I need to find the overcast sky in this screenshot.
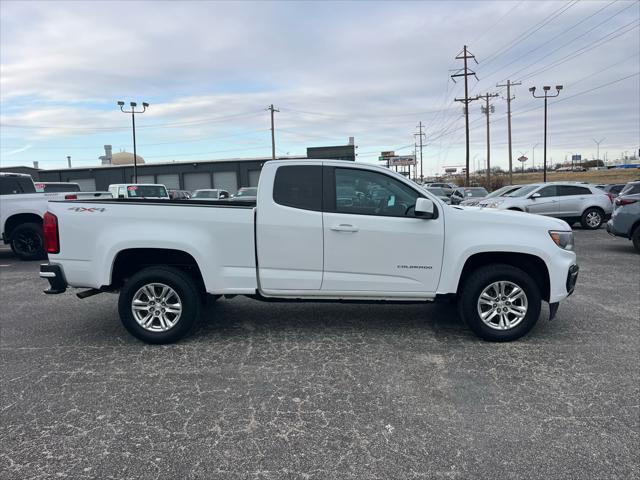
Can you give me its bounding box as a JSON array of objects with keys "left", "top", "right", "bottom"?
[{"left": 1, "top": 0, "right": 638, "bottom": 174}]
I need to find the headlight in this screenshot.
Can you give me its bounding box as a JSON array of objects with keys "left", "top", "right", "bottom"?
[
  {"left": 484, "top": 200, "right": 504, "bottom": 208},
  {"left": 549, "top": 230, "right": 574, "bottom": 251}
]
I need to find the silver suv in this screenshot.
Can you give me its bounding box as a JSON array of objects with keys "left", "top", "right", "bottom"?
[{"left": 476, "top": 182, "right": 613, "bottom": 229}]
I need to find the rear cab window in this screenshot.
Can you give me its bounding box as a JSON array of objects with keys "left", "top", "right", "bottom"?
[
  {"left": 0, "top": 176, "right": 36, "bottom": 195},
  {"left": 273, "top": 165, "right": 322, "bottom": 211}
]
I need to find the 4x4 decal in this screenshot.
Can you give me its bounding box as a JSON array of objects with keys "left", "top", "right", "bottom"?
[{"left": 68, "top": 207, "right": 106, "bottom": 213}]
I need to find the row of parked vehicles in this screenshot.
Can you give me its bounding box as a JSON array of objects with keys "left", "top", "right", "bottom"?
[{"left": 422, "top": 180, "right": 639, "bottom": 249}]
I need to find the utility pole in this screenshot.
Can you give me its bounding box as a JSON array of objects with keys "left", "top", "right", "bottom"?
[
  {"left": 414, "top": 121, "right": 426, "bottom": 183},
  {"left": 529, "top": 85, "right": 563, "bottom": 182},
  {"left": 496, "top": 80, "right": 521, "bottom": 185},
  {"left": 67, "top": 156, "right": 71, "bottom": 168},
  {"left": 479, "top": 92, "right": 499, "bottom": 189},
  {"left": 451, "top": 45, "right": 479, "bottom": 187},
  {"left": 593, "top": 137, "right": 605, "bottom": 163},
  {"left": 267, "top": 104, "right": 279, "bottom": 160},
  {"left": 118, "top": 100, "right": 149, "bottom": 183}
]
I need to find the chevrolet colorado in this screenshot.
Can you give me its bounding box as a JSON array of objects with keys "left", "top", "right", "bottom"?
[{"left": 40, "top": 160, "right": 579, "bottom": 343}]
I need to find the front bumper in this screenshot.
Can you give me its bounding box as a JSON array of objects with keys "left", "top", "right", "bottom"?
[
  {"left": 40, "top": 263, "right": 67, "bottom": 294},
  {"left": 566, "top": 264, "right": 579, "bottom": 295}
]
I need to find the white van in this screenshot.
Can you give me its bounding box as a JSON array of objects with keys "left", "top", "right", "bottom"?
[{"left": 108, "top": 184, "right": 170, "bottom": 199}]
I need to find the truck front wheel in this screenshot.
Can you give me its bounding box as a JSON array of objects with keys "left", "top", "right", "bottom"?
[
  {"left": 10, "top": 223, "right": 45, "bottom": 260},
  {"left": 118, "top": 266, "right": 203, "bottom": 344},
  {"left": 458, "top": 264, "right": 541, "bottom": 342}
]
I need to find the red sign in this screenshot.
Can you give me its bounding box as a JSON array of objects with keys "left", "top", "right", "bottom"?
[{"left": 127, "top": 186, "right": 138, "bottom": 191}]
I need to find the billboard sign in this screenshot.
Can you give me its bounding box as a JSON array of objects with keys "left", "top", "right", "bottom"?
[
  {"left": 571, "top": 154, "right": 582, "bottom": 162},
  {"left": 389, "top": 155, "right": 416, "bottom": 166},
  {"left": 380, "top": 151, "right": 395, "bottom": 158}
]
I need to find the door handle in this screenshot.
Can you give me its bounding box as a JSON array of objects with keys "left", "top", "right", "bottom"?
[{"left": 330, "top": 224, "right": 359, "bottom": 233}]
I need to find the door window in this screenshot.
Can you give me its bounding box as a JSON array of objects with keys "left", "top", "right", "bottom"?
[
  {"left": 535, "top": 186, "right": 558, "bottom": 197},
  {"left": 558, "top": 185, "right": 591, "bottom": 196},
  {"left": 334, "top": 168, "right": 420, "bottom": 217},
  {"left": 273, "top": 165, "right": 322, "bottom": 211}
]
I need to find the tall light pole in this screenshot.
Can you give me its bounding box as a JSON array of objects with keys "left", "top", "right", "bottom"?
[
  {"left": 529, "top": 85, "right": 562, "bottom": 182},
  {"left": 118, "top": 101, "right": 149, "bottom": 183}
]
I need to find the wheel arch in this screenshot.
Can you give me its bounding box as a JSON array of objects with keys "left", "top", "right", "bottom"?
[
  {"left": 4, "top": 213, "right": 43, "bottom": 239},
  {"left": 109, "top": 248, "right": 205, "bottom": 293},
  {"left": 457, "top": 251, "right": 550, "bottom": 302}
]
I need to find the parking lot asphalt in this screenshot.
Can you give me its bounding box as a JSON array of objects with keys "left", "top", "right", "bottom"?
[{"left": 1, "top": 229, "right": 638, "bottom": 480}]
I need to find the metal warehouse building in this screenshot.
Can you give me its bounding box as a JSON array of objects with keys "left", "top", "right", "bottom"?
[{"left": 1, "top": 142, "right": 356, "bottom": 193}]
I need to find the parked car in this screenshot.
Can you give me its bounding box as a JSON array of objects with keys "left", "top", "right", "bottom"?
[
  {"left": 477, "top": 182, "right": 613, "bottom": 229},
  {"left": 169, "top": 189, "right": 191, "bottom": 200},
  {"left": 229, "top": 187, "right": 257, "bottom": 202},
  {"left": 450, "top": 187, "right": 489, "bottom": 205},
  {"left": 598, "top": 184, "right": 626, "bottom": 199},
  {"left": 35, "top": 182, "right": 80, "bottom": 193},
  {"left": 423, "top": 187, "right": 451, "bottom": 204},
  {"left": 607, "top": 193, "right": 640, "bottom": 252},
  {"left": 108, "top": 184, "right": 170, "bottom": 199},
  {"left": 617, "top": 181, "right": 640, "bottom": 199},
  {"left": 192, "top": 189, "right": 230, "bottom": 200},
  {"left": 41, "top": 159, "right": 579, "bottom": 344},
  {"left": 425, "top": 182, "right": 455, "bottom": 196},
  {"left": 460, "top": 185, "right": 522, "bottom": 207}
]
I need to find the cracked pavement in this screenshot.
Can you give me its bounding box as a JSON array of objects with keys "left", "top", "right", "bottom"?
[{"left": 1, "top": 229, "right": 638, "bottom": 479}]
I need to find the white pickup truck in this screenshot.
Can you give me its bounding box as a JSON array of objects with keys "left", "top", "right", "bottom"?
[
  {"left": 40, "top": 160, "right": 579, "bottom": 343},
  {"left": 1, "top": 172, "right": 112, "bottom": 260}
]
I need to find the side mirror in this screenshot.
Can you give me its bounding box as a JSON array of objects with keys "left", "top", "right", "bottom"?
[
  {"left": 530, "top": 192, "right": 541, "bottom": 199},
  {"left": 415, "top": 197, "right": 435, "bottom": 219}
]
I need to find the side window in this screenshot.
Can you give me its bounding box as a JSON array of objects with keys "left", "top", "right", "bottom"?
[
  {"left": 334, "top": 168, "right": 420, "bottom": 217},
  {"left": 0, "top": 179, "right": 20, "bottom": 195},
  {"left": 536, "top": 186, "right": 557, "bottom": 197},
  {"left": 17, "top": 178, "right": 36, "bottom": 193},
  {"left": 273, "top": 165, "right": 322, "bottom": 211},
  {"left": 558, "top": 185, "right": 591, "bottom": 196}
]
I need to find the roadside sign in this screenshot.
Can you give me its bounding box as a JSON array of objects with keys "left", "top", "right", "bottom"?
[
  {"left": 518, "top": 156, "right": 528, "bottom": 163},
  {"left": 381, "top": 151, "right": 395, "bottom": 158},
  {"left": 389, "top": 155, "right": 416, "bottom": 166}
]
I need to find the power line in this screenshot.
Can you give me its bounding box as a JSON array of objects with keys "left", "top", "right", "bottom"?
[
  {"left": 480, "top": 0, "right": 579, "bottom": 68},
  {"left": 517, "top": 18, "right": 640, "bottom": 81},
  {"left": 0, "top": 110, "right": 263, "bottom": 131},
  {"left": 484, "top": 0, "right": 622, "bottom": 82}
]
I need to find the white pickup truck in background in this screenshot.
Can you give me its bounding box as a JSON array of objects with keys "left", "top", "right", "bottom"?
[
  {"left": 40, "top": 160, "right": 579, "bottom": 343},
  {"left": 1, "top": 172, "right": 112, "bottom": 259}
]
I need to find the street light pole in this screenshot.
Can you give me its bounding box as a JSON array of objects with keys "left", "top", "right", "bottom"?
[
  {"left": 532, "top": 143, "right": 540, "bottom": 171},
  {"left": 529, "top": 86, "right": 562, "bottom": 182},
  {"left": 118, "top": 101, "right": 149, "bottom": 183},
  {"left": 593, "top": 137, "right": 606, "bottom": 163}
]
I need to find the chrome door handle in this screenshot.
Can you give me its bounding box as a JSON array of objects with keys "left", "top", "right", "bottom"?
[{"left": 330, "top": 224, "right": 359, "bottom": 232}]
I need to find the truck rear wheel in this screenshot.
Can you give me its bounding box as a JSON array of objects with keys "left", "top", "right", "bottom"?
[
  {"left": 10, "top": 223, "right": 45, "bottom": 260},
  {"left": 458, "top": 264, "right": 541, "bottom": 342},
  {"left": 118, "top": 266, "right": 203, "bottom": 344}
]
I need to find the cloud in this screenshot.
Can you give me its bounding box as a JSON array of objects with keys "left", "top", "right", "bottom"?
[{"left": 1, "top": 0, "right": 638, "bottom": 172}]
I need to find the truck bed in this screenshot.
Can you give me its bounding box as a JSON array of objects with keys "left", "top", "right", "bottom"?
[{"left": 47, "top": 199, "right": 258, "bottom": 294}]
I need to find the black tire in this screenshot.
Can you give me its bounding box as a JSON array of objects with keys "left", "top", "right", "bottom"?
[
  {"left": 118, "top": 266, "right": 204, "bottom": 344},
  {"left": 458, "top": 264, "right": 542, "bottom": 342},
  {"left": 10, "top": 223, "right": 45, "bottom": 260},
  {"left": 580, "top": 207, "right": 604, "bottom": 230},
  {"left": 632, "top": 227, "right": 640, "bottom": 253}
]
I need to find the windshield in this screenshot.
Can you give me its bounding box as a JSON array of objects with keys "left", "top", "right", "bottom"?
[
  {"left": 235, "top": 187, "right": 257, "bottom": 197},
  {"left": 193, "top": 190, "right": 217, "bottom": 198},
  {"left": 127, "top": 185, "right": 168, "bottom": 198},
  {"left": 426, "top": 187, "right": 445, "bottom": 196},
  {"left": 486, "top": 185, "right": 517, "bottom": 198},
  {"left": 507, "top": 185, "right": 538, "bottom": 197},
  {"left": 467, "top": 188, "right": 488, "bottom": 197}
]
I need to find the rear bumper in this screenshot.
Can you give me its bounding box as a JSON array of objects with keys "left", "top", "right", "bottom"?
[
  {"left": 606, "top": 219, "right": 626, "bottom": 238},
  {"left": 40, "top": 263, "right": 67, "bottom": 294}
]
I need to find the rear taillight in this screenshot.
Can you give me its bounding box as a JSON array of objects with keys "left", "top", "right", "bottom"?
[
  {"left": 616, "top": 197, "right": 637, "bottom": 206},
  {"left": 43, "top": 212, "right": 59, "bottom": 254},
  {"left": 64, "top": 194, "right": 77, "bottom": 200},
  {"left": 606, "top": 193, "right": 614, "bottom": 203}
]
